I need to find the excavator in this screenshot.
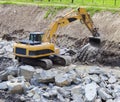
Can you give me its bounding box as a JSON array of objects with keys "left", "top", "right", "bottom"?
[{"left": 13, "top": 7, "right": 100, "bottom": 69}]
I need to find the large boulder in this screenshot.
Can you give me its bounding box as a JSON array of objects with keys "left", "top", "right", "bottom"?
[
  {"left": 7, "top": 76, "right": 27, "bottom": 94},
  {"left": 55, "top": 73, "right": 72, "bottom": 87},
  {"left": 33, "top": 69, "right": 58, "bottom": 83},
  {"left": 19, "top": 65, "right": 35, "bottom": 81},
  {"left": 85, "top": 82, "right": 99, "bottom": 102}
]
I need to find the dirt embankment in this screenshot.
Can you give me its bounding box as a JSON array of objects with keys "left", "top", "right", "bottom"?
[{"left": 0, "top": 5, "right": 120, "bottom": 66}]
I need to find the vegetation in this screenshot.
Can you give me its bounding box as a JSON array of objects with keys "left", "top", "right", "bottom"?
[
  {"left": 0, "top": 0, "right": 120, "bottom": 8},
  {"left": 0, "top": 0, "right": 119, "bottom": 17}
]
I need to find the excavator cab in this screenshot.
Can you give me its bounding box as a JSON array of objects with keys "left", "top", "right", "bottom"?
[{"left": 29, "top": 32, "right": 44, "bottom": 42}]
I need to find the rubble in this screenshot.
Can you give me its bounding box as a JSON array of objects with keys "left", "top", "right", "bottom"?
[{"left": 0, "top": 40, "right": 120, "bottom": 101}]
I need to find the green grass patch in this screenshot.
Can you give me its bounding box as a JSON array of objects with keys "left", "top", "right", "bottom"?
[
  {"left": 0, "top": 0, "right": 120, "bottom": 8},
  {"left": 44, "top": 6, "right": 66, "bottom": 19}
]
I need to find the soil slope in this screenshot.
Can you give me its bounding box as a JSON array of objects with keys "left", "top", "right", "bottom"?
[{"left": 0, "top": 5, "right": 120, "bottom": 42}]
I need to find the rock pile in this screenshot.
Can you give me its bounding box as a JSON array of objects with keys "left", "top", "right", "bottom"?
[{"left": 0, "top": 64, "right": 120, "bottom": 102}]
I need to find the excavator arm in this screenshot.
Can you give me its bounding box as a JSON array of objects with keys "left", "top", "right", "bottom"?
[{"left": 43, "top": 7, "right": 100, "bottom": 43}]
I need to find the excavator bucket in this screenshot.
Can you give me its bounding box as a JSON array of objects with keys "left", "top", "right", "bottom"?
[{"left": 89, "top": 36, "right": 101, "bottom": 46}]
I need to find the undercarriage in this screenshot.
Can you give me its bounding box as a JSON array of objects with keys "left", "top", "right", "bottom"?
[{"left": 15, "top": 55, "right": 72, "bottom": 69}]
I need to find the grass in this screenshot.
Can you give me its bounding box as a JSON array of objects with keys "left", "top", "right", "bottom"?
[
  {"left": 0, "top": 0, "right": 119, "bottom": 16},
  {"left": 0, "top": 0, "right": 120, "bottom": 8}
]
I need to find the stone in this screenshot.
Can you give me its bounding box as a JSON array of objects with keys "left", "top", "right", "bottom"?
[
  {"left": 55, "top": 73, "right": 72, "bottom": 87},
  {"left": 99, "top": 81, "right": 107, "bottom": 88},
  {"left": 7, "top": 76, "right": 26, "bottom": 94},
  {"left": 33, "top": 93, "right": 41, "bottom": 100},
  {"left": 85, "top": 82, "right": 98, "bottom": 102},
  {"left": 90, "top": 74, "right": 101, "bottom": 83},
  {"left": 6, "top": 66, "right": 18, "bottom": 76},
  {"left": 34, "top": 69, "right": 57, "bottom": 83},
  {"left": 0, "top": 70, "right": 8, "bottom": 81},
  {"left": 7, "top": 75, "right": 15, "bottom": 80},
  {"left": 113, "top": 85, "right": 120, "bottom": 97},
  {"left": 98, "top": 88, "right": 112, "bottom": 100},
  {"left": 0, "top": 66, "right": 18, "bottom": 81},
  {"left": 0, "top": 82, "right": 8, "bottom": 90},
  {"left": 114, "top": 97, "right": 120, "bottom": 102},
  {"left": 19, "top": 65, "right": 35, "bottom": 81},
  {"left": 83, "top": 76, "right": 92, "bottom": 85},
  {"left": 58, "top": 87, "right": 70, "bottom": 98},
  {"left": 57, "top": 93, "right": 65, "bottom": 102},
  {"left": 88, "top": 66, "right": 104, "bottom": 75},
  {"left": 71, "top": 85, "right": 84, "bottom": 102},
  {"left": 71, "top": 85, "right": 82, "bottom": 95},
  {"left": 43, "top": 89, "right": 58, "bottom": 99},
  {"left": 108, "top": 76, "right": 117, "bottom": 84},
  {"left": 95, "top": 98, "right": 102, "bottom": 102},
  {"left": 20, "top": 96, "right": 26, "bottom": 101},
  {"left": 106, "top": 99, "right": 113, "bottom": 102},
  {"left": 72, "top": 96, "right": 84, "bottom": 102},
  {"left": 67, "top": 69, "right": 77, "bottom": 82},
  {"left": 27, "top": 92, "right": 34, "bottom": 97},
  {"left": 99, "top": 74, "right": 108, "bottom": 81}
]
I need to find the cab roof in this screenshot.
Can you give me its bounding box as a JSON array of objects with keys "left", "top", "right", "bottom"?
[{"left": 30, "top": 32, "right": 44, "bottom": 35}]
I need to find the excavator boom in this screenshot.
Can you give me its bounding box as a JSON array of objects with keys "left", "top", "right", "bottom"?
[{"left": 43, "top": 7, "right": 100, "bottom": 44}]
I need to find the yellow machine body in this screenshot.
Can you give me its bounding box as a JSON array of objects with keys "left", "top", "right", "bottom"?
[{"left": 14, "top": 42, "right": 59, "bottom": 58}]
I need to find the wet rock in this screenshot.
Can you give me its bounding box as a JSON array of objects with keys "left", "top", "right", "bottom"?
[
  {"left": 34, "top": 69, "right": 57, "bottom": 83},
  {"left": 19, "top": 65, "right": 35, "bottom": 81},
  {"left": 0, "top": 82, "right": 8, "bottom": 90},
  {"left": 98, "top": 88, "right": 112, "bottom": 100},
  {"left": 55, "top": 73, "right": 72, "bottom": 86},
  {"left": 108, "top": 76, "right": 117, "bottom": 84},
  {"left": 85, "top": 82, "right": 98, "bottom": 102}
]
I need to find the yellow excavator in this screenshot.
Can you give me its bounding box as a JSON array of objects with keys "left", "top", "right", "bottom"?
[{"left": 13, "top": 7, "right": 100, "bottom": 69}]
